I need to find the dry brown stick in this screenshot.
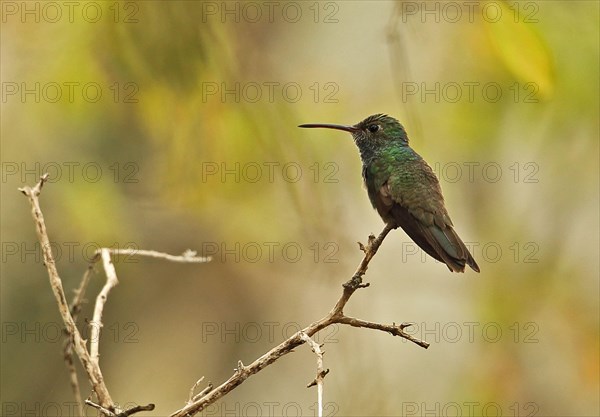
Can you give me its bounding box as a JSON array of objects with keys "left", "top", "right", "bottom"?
[
  {"left": 90, "top": 249, "right": 119, "bottom": 363},
  {"left": 336, "top": 316, "right": 428, "bottom": 348},
  {"left": 85, "top": 400, "right": 155, "bottom": 417},
  {"left": 84, "top": 400, "right": 115, "bottom": 416},
  {"left": 170, "top": 223, "right": 429, "bottom": 417},
  {"left": 102, "top": 248, "right": 211, "bottom": 263},
  {"left": 300, "top": 332, "right": 328, "bottom": 417},
  {"left": 71, "top": 262, "right": 97, "bottom": 320},
  {"left": 187, "top": 377, "right": 214, "bottom": 404},
  {"left": 62, "top": 345, "right": 84, "bottom": 416},
  {"left": 19, "top": 174, "right": 114, "bottom": 410},
  {"left": 63, "top": 262, "right": 96, "bottom": 416}
]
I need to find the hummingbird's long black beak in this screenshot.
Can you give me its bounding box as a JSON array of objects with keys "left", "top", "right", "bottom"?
[{"left": 298, "top": 123, "right": 358, "bottom": 133}]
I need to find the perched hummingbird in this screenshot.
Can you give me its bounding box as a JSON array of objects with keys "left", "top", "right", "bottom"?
[{"left": 299, "top": 114, "right": 479, "bottom": 273}]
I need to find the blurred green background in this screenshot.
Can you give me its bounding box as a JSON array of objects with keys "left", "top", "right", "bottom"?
[{"left": 1, "top": 1, "right": 598, "bottom": 416}]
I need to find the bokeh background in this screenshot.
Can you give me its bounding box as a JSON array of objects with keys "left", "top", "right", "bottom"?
[{"left": 2, "top": 1, "right": 598, "bottom": 416}]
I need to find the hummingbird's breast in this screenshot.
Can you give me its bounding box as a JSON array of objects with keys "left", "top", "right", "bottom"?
[
  {"left": 360, "top": 146, "right": 433, "bottom": 225},
  {"left": 360, "top": 150, "right": 400, "bottom": 223}
]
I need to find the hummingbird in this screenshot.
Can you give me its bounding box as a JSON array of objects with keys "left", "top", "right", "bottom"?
[{"left": 299, "top": 114, "right": 479, "bottom": 273}]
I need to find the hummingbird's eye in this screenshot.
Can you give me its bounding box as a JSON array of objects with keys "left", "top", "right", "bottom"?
[{"left": 367, "top": 124, "right": 380, "bottom": 133}]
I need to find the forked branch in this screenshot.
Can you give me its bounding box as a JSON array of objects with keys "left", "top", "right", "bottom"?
[
  {"left": 20, "top": 175, "right": 208, "bottom": 416},
  {"left": 170, "top": 223, "right": 429, "bottom": 417}
]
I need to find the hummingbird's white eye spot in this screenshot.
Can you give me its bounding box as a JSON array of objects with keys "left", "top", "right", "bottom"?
[{"left": 367, "top": 124, "right": 380, "bottom": 133}]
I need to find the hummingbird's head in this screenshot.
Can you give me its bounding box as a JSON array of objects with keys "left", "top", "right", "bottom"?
[
  {"left": 299, "top": 114, "right": 409, "bottom": 155},
  {"left": 352, "top": 114, "right": 408, "bottom": 146}
]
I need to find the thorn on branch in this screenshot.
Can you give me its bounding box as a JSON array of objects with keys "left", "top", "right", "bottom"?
[
  {"left": 357, "top": 241, "right": 366, "bottom": 253},
  {"left": 357, "top": 233, "right": 377, "bottom": 254},
  {"left": 235, "top": 360, "right": 246, "bottom": 374},
  {"left": 18, "top": 173, "right": 50, "bottom": 196},
  {"left": 192, "top": 383, "right": 213, "bottom": 402},
  {"left": 187, "top": 377, "right": 213, "bottom": 404},
  {"left": 187, "top": 377, "right": 204, "bottom": 404},
  {"left": 181, "top": 249, "right": 200, "bottom": 259},
  {"left": 307, "top": 369, "right": 330, "bottom": 388}
]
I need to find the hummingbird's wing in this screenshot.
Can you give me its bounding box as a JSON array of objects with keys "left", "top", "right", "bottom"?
[{"left": 368, "top": 154, "right": 480, "bottom": 273}]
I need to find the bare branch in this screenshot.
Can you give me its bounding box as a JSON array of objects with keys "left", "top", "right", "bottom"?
[
  {"left": 62, "top": 346, "right": 84, "bottom": 416},
  {"left": 19, "top": 175, "right": 114, "bottom": 410},
  {"left": 192, "top": 383, "right": 214, "bottom": 403},
  {"left": 85, "top": 400, "right": 116, "bottom": 416},
  {"left": 90, "top": 249, "right": 120, "bottom": 363},
  {"left": 116, "top": 404, "right": 156, "bottom": 417},
  {"left": 336, "top": 317, "right": 429, "bottom": 349},
  {"left": 63, "top": 263, "right": 95, "bottom": 416},
  {"left": 188, "top": 377, "right": 205, "bottom": 404},
  {"left": 70, "top": 263, "right": 96, "bottom": 319},
  {"left": 330, "top": 224, "right": 396, "bottom": 318},
  {"left": 103, "top": 248, "right": 211, "bottom": 263},
  {"left": 85, "top": 400, "right": 155, "bottom": 417},
  {"left": 170, "top": 332, "right": 305, "bottom": 417},
  {"left": 170, "top": 222, "right": 427, "bottom": 417},
  {"left": 300, "top": 332, "right": 328, "bottom": 417},
  {"left": 187, "top": 377, "right": 214, "bottom": 404}
]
